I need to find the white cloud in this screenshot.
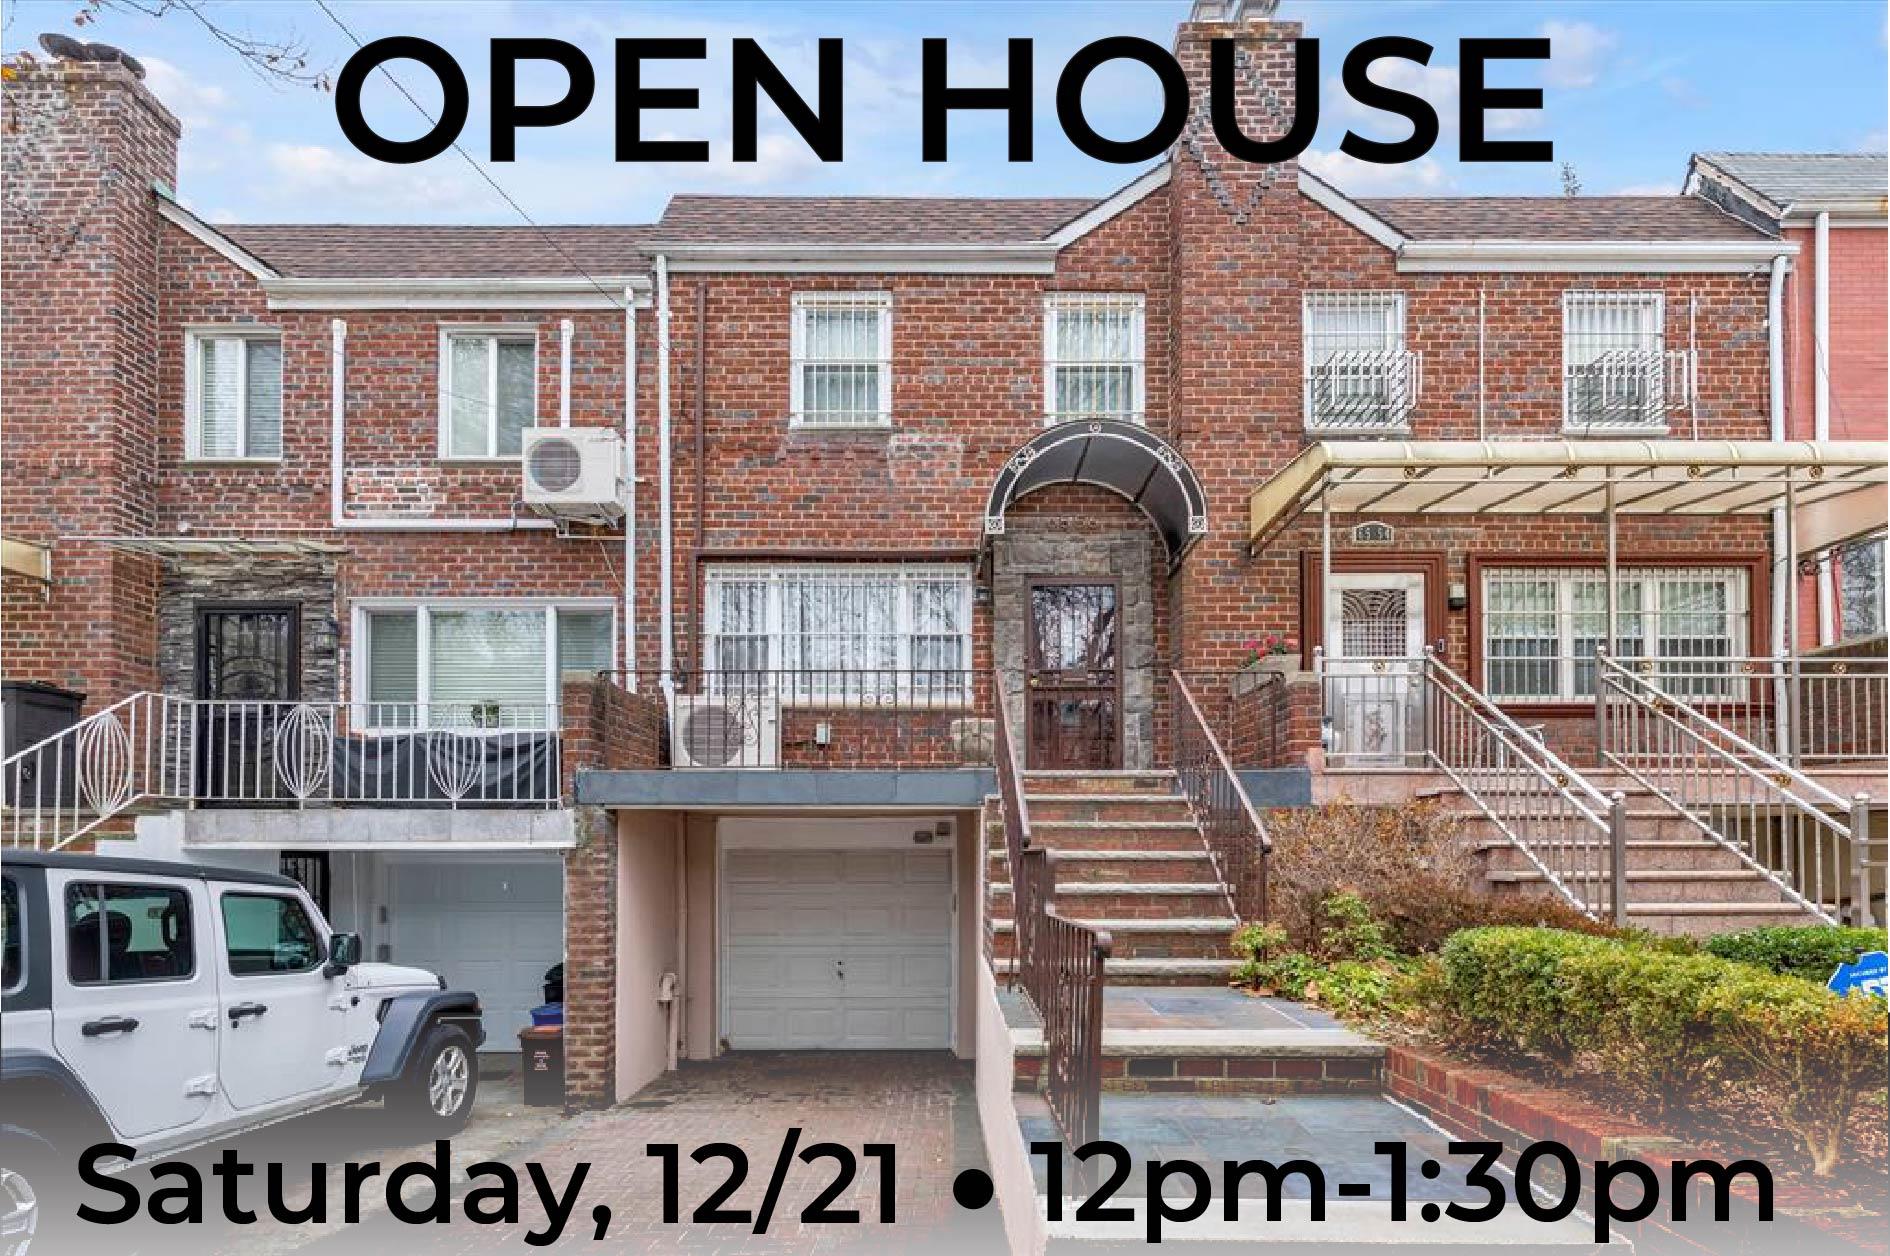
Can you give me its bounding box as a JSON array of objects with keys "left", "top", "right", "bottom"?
[
  {"left": 1540, "top": 21, "right": 1618, "bottom": 91},
  {"left": 1333, "top": 59, "right": 1460, "bottom": 136},
  {"left": 1608, "top": 182, "right": 1680, "bottom": 197},
  {"left": 1302, "top": 148, "right": 1450, "bottom": 195},
  {"left": 261, "top": 143, "right": 481, "bottom": 212},
  {"left": 141, "top": 56, "right": 232, "bottom": 129}
]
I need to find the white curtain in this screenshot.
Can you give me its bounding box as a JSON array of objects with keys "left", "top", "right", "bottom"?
[
  {"left": 1050, "top": 298, "right": 1138, "bottom": 419},
  {"left": 799, "top": 304, "right": 884, "bottom": 423},
  {"left": 430, "top": 610, "right": 547, "bottom": 723}
]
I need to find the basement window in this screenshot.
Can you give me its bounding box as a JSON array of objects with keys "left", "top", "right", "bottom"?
[
  {"left": 186, "top": 329, "right": 282, "bottom": 461},
  {"left": 439, "top": 328, "right": 538, "bottom": 458}
]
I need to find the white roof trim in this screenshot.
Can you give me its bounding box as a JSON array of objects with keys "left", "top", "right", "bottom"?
[
  {"left": 654, "top": 242, "right": 1060, "bottom": 275},
  {"left": 1043, "top": 165, "right": 1172, "bottom": 248},
  {"left": 1396, "top": 238, "right": 1796, "bottom": 274},
  {"left": 155, "top": 190, "right": 279, "bottom": 281},
  {"left": 1296, "top": 170, "right": 1407, "bottom": 251},
  {"left": 263, "top": 275, "right": 649, "bottom": 311}
]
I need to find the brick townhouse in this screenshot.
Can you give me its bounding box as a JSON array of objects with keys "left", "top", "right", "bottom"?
[{"left": 4, "top": 0, "right": 1885, "bottom": 1118}]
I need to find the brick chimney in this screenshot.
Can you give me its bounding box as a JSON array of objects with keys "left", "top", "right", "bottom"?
[
  {"left": 1, "top": 53, "right": 180, "bottom": 700},
  {"left": 1167, "top": 2, "right": 1307, "bottom": 669}
]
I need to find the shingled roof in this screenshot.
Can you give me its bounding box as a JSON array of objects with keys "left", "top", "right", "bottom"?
[
  {"left": 1693, "top": 152, "right": 1888, "bottom": 209},
  {"left": 650, "top": 195, "right": 1097, "bottom": 245},
  {"left": 1355, "top": 196, "right": 1772, "bottom": 242},
  {"left": 215, "top": 224, "right": 652, "bottom": 279}
]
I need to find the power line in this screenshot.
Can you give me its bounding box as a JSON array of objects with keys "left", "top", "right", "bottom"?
[{"left": 310, "top": 0, "right": 630, "bottom": 309}]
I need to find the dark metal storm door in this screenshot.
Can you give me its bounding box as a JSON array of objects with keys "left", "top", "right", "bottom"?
[
  {"left": 196, "top": 606, "right": 301, "bottom": 803},
  {"left": 1026, "top": 581, "right": 1122, "bottom": 770}
]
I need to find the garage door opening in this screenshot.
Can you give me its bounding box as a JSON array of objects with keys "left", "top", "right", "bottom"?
[{"left": 720, "top": 832, "right": 955, "bottom": 1051}]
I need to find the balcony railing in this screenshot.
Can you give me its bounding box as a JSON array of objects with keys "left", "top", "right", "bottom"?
[
  {"left": 1563, "top": 349, "right": 1694, "bottom": 432},
  {"left": 1304, "top": 348, "right": 1422, "bottom": 433},
  {"left": 608, "top": 668, "right": 993, "bottom": 770}
]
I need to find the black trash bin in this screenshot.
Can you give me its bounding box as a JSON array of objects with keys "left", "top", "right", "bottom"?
[
  {"left": 542, "top": 962, "right": 564, "bottom": 1005},
  {"left": 1, "top": 681, "right": 85, "bottom": 807},
  {"left": 519, "top": 1026, "right": 563, "bottom": 1107}
]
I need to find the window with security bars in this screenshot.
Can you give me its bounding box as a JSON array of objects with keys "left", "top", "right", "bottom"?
[
  {"left": 188, "top": 330, "right": 282, "bottom": 460},
  {"left": 703, "top": 565, "right": 972, "bottom": 700},
  {"left": 1838, "top": 537, "right": 1885, "bottom": 641},
  {"left": 1302, "top": 293, "right": 1416, "bottom": 431},
  {"left": 1562, "top": 292, "right": 1673, "bottom": 431},
  {"left": 790, "top": 293, "right": 892, "bottom": 427},
  {"left": 1481, "top": 566, "right": 1749, "bottom": 702},
  {"left": 1044, "top": 293, "right": 1145, "bottom": 424}
]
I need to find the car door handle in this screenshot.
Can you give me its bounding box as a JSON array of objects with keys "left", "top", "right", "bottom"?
[
  {"left": 81, "top": 1016, "right": 140, "bottom": 1037},
  {"left": 228, "top": 1002, "right": 269, "bottom": 1023}
]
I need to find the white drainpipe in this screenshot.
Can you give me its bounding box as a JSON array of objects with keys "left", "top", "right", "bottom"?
[
  {"left": 559, "top": 318, "right": 574, "bottom": 427},
  {"left": 624, "top": 290, "right": 639, "bottom": 689},
  {"left": 655, "top": 255, "right": 676, "bottom": 696},
  {"left": 1812, "top": 210, "right": 1836, "bottom": 643},
  {"left": 1767, "top": 253, "right": 1790, "bottom": 755}
]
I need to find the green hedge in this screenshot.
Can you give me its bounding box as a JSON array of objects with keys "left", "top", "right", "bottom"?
[
  {"left": 1435, "top": 928, "right": 1888, "bottom": 1175},
  {"left": 1702, "top": 925, "right": 1884, "bottom": 983}
]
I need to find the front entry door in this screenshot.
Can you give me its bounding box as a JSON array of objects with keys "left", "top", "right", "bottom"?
[
  {"left": 1026, "top": 580, "right": 1121, "bottom": 770},
  {"left": 196, "top": 605, "right": 301, "bottom": 802},
  {"left": 1323, "top": 572, "right": 1426, "bottom": 766}
]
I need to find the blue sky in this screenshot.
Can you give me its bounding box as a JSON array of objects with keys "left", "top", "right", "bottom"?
[{"left": 12, "top": 0, "right": 1886, "bottom": 224}]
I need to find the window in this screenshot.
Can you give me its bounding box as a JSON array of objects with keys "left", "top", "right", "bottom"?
[
  {"left": 1838, "top": 537, "right": 1886, "bottom": 641},
  {"left": 1044, "top": 293, "right": 1145, "bottom": 424},
  {"left": 1302, "top": 293, "right": 1415, "bottom": 431},
  {"left": 703, "top": 565, "right": 972, "bottom": 699},
  {"left": 65, "top": 882, "right": 195, "bottom": 984},
  {"left": 790, "top": 293, "right": 891, "bottom": 427},
  {"left": 359, "top": 603, "right": 613, "bottom": 728},
  {"left": 2, "top": 876, "right": 21, "bottom": 993},
  {"left": 440, "top": 329, "right": 537, "bottom": 457},
  {"left": 1562, "top": 292, "right": 1673, "bottom": 431},
  {"left": 221, "top": 893, "right": 323, "bottom": 976},
  {"left": 1481, "top": 566, "right": 1749, "bottom": 702},
  {"left": 187, "top": 330, "right": 282, "bottom": 460}
]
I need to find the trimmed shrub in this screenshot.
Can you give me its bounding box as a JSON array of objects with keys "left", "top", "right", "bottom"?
[
  {"left": 1379, "top": 882, "right": 1620, "bottom": 954},
  {"left": 1432, "top": 927, "right": 1890, "bottom": 1175},
  {"left": 1702, "top": 926, "right": 1884, "bottom": 984}
]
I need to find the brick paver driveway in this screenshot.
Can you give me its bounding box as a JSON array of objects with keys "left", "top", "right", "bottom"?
[{"left": 284, "top": 1052, "right": 999, "bottom": 1255}]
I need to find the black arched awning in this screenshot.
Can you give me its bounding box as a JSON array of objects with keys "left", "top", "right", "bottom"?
[{"left": 983, "top": 419, "right": 1209, "bottom": 567}]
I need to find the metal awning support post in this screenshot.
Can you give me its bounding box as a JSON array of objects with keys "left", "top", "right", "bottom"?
[
  {"left": 1604, "top": 478, "right": 1619, "bottom": 661},
  {"left": 1784, "top": 477, "right": 1801, "bottom": 769},
  {"left": 1599, "top": 479, "right": 1618, "bottom": 771},
  {"left": 1320, "top": 480, "right": 1333, "bottom": 652}
]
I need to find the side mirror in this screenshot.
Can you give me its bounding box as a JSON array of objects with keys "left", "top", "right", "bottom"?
[{"left": 324, "top": 932, "right": 362, "bottom": 977}]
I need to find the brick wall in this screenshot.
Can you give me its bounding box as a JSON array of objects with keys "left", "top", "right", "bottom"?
[{"left": 2, "top": 62, "right": 178, "bottom": 704}]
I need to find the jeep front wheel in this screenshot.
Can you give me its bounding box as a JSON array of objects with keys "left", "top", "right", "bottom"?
[{"left": 391, "top": 1024, "right": 478, "bottom": 1137}]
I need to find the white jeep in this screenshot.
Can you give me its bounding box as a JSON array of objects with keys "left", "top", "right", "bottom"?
[{"left": 0, "top": 849, "right": 485, "bottom": 1253}]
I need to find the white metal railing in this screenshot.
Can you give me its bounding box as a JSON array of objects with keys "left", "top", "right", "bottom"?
[
  {"left": 1305, "top": 348, "right": 1422, "bottom": 432},
  {"left": 1563, "top": 348, "right": 1694, "bottom": 431},
  {"left": 1598, "top": 654, "right": 1880, "bottom": 926},
  {"left": 2, "top": 694, "right": 194, "bottom": 852},
  {"left": 1425, "top": 653, "right": 1629, "bottom": 923},
  {"left": 2, "top": 697, "right": 563, "bottom": 850}
]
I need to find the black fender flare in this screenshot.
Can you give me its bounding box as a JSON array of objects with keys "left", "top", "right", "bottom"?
[
  {"left": 0, "top": 1049, "right": 115, "bottom": 1158},
  {"left": 360, "top": 991, "right": 484, "bottom": 1087}
]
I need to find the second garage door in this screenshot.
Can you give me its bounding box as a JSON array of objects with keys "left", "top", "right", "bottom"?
[{"left": 722, "top": 846, "right": 953, "bottom": 1050}]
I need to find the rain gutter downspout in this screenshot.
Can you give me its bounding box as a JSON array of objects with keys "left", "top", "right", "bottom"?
[
  {"left": 1767, "top": 253, "right": 1790, "bottom": 756},
  {"left": 625, "top": 290, "right": 639, "bottom": 690},
  {"left": 1813, "top": 210, "right": 1836, "bottom": 643},
  {"left": 656, "top": 255, "right": 676, "bottom": 698}
]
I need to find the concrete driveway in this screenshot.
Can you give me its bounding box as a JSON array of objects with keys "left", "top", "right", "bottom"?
[{"left": 107, "top": 1053, "right": 999, "bottom": 1255}]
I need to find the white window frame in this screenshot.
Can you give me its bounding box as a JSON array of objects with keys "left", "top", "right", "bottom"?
[
  {"left": 351, "top": 598, "right": 617, "bottom": 731},
  {"left": 1561, "top": 290, "right": 1668, "bottom": 435},
  {"left": 701, "top": 564, "right": 974, "bottom": 705},
  {"left": 1042, "top": 292, "right": 1146, "bottom": 426},
  {"left": 789, "top": 293, "right": 893, "bottom": 429},
  {"left": 1301, "top": 291, "right": 1412, "bottom": 433},
  {"left": 1479, "top": 565, "right": 1749, "bottom": 703},
  {"left": 437, "top": 325, "right": 540, "bottom": 460},
  {"left": 183, "top": 326, "right": 284, "bottom": 462}
]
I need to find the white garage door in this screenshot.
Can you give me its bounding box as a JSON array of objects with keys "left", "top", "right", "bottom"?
[
  {"left": 387, "top": 856, "right": 564, "bottom": 1050},
  {"left": 722, "top": 846, "right": 953, "bottom": 1050}
]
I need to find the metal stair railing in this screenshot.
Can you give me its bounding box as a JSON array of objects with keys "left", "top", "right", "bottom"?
[
  {"left": 1170, "top": 670, "right": 1272, "bottom": 924},
  {"left": 1598, "top": 652, "right": 1879, "bottom": 927},
  {"left": 2, "top": 693, "right": 193, "bottom": 851},
  {"left": 1423, "top": 650, "right": 1630, "bottom": 924}
]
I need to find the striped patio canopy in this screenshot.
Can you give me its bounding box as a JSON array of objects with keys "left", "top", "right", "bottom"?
[{"left": 1247, "top": 439, "right": 1889, "bottom": 553}]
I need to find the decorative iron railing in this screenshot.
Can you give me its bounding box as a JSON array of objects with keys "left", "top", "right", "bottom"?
[
  {"left": 1563, "top": 348, "right": 1694, "bottom": 431},
  {"left": 1170, "top": 671, "right": 1270, "bottom": 924},
  {"left": 1598, "top": 654, "right": 1880, "bottom": 927},
  {"left": 1425, "top": 653, "right": 1629, "bottom": 923},
  {"left": 2, "top": 693, "right": 193, "bottom": 851},
  {"left": 1304, "top": 347, "right": 1423, "bottom": 432}
]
